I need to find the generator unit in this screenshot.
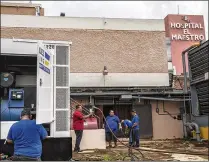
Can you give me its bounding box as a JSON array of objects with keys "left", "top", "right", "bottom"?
[
  {"left": 182, "top": 40, "right": 209, "bottom": 140},
  {"left": 0, "top": 38, "right": 72, "bottom": 160}
]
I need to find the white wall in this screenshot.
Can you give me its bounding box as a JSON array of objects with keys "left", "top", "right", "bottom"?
[
  {"left": 70, "top": 73, "right": 169, "bottom": 87},
  {"left": 1, "top": 122, "right": 17, "bottom": 139},
  {"left": 1, "top": 14, "right": 165, "bottom": 31},
  {"left": 71, "top": 129, "right": 106, "bottom": 150},
  {"left": 1, "top": 38, "right": 70, "bottom": 55},
  {"left": 1, "top": 38, "right": 38, "bottom": 55}
]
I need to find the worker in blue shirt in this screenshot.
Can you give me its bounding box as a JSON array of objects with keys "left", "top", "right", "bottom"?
[
  {"left": 105, "top": 110, "right": 120, "bottom": 148},
  {"left": 130, "top": 109, "right": 140, "bottom": 147},
  {"left": 6, "top": 109, "right": 48, "bottom": 161},
  {"left": 121, "top": 119, "right": 132, "bottom": 129},
  {"left": 121, "top": 119, "right": 132, "bottom": 142}
]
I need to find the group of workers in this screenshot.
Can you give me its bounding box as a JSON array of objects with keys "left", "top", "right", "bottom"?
[
  {"left": 73, "top": 105, "right": 140, "bottom": 153},
  {"left": 3, "top": 105, "right": 139, "bottom": 161},
  {"left": 105, "top": 109, "right": 140, "bottom": 148}
]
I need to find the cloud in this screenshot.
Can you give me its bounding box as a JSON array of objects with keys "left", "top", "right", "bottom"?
[
  {"left": 2, "top": 1, "right": 209, "bottom": 38},
  {"left": 37, "top": 1, "right": 208, "bottom": 38}
]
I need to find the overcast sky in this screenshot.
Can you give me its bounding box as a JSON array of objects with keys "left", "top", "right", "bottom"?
[{"left": 5, "top": 1, "right": 209, "bottom": 39}]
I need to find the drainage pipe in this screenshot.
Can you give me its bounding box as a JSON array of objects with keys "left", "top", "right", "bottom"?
[
  {"left": 184, "top": 122, "right": 201, "bottom": 142},
  {"left": 181, "top": 42, "right": 200, "bottom": 94}
]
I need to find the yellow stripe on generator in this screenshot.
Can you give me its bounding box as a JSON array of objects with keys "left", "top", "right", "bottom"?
[
  {"left": 45, "top": 60, "right": 49, "bottom": 66},
  {"left": 200, "top": 127, "right": 208, "bottom": 140}
]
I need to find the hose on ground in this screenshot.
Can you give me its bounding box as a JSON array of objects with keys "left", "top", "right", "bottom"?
[
  {"left": 92, "top": 106, "right": 150, "bottom": 161},
  {"left": 92, "top": 106, "right": 208, "bottom": 159},
  {"left": 137, "top": 148, "right": 209, "bottom": 156},
  {"left": 71, "top": 99, "right": 208, "bottom": 160}
]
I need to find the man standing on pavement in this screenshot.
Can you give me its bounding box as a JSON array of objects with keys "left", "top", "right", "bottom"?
[
  {"left": 105, "top": 110, "right": 120, "bottom": 148},
  {"left": 130, "top": 109, "right": 140, "bottom": 147},
  {"left": 6, "top": 109, "right": 48, "bottom": 161},
  {"left": 73, "top": 105, "right": 92, "bottom": 153}
]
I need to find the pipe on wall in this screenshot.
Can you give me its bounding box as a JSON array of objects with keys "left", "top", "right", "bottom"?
[
  {"left": 181, "top": 43, "right": 200, "bottom": 94},
  {"left": 155, "top": 100, "right": 179, "bottom": 119},
  {"left": 137, "top": 96, "right": 190, "bottom": 101},
  {"left": 182, "top": 52, "right": 188, "bottom": 94},
  {"left": 184, "top": 122, "right": 201, "bottom": 142}
]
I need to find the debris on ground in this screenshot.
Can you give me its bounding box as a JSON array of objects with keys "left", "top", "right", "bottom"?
[{"left": 72, "top": 139, "right": 209, "bottom": 161}]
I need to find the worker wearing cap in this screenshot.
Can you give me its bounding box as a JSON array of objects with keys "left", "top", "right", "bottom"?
[
  {"left": 105, "top": 110, "right": 120, "bottom": 148},
  {"left": 130, "top": 109, "right": 140, "bottom": 147},
  {"left": 6, "top": 109, "right": 48, "bottom": 161}
]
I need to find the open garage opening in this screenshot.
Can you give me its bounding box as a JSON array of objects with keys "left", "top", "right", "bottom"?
[
  {"left": 0, "top": 54, "right": 50, "bottom": 135},
  {"left": 0, "top": 55, "right": 37, "bottom": 112}
]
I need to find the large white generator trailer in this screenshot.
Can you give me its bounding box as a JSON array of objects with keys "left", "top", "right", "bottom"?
[{"left": 0, "top": 38, "right": 72, "bottom": 161}]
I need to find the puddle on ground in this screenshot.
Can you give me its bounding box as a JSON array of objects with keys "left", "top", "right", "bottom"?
[{"left": 171, "top": 154, "right": 208, "bottom": 161}]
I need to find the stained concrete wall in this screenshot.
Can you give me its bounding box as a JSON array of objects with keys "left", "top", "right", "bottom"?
[
  {"left": 70, "top": 73, "right": 169, "bottom": 87},
  {"left": 71, "top": 129, "right": 106, "bottom": 150},
  {"left": 71, "top": 97, "right": 184, "bottom": 140},
  {"left": 151, "top": 101, "right": 184, "bottom": 139}
]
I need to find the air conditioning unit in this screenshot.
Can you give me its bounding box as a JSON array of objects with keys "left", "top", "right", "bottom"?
[
  {"left": 94, "top": 98, "right": 114, "bottom": 105},
  {"left": 120, "top": 95, "right": 132, "bottom": 100}
]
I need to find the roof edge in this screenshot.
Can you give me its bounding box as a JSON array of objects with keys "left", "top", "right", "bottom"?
[{"left": 1, "top": 2, "right": 42, "bottom": 8}]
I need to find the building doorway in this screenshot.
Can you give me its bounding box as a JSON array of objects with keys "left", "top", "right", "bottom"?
[
  {"left": 103, "top": 105, "right": 114, "bottom": 118},
  {"left": 132, "top": 104, "right": 153, "bottom": 138},
  {"left": 102, "top": 104, "right": 132, "bottom": 120},
  {"left": 101, "top": 104, "right": 132, "bottom": 138}
]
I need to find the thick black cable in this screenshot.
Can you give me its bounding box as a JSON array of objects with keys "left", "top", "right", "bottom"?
[
  {"left": 71, "top": 100, "right": 208, "bottom": 160},
  {"left": 92, "top": 106, "right": 146, "bottom": 161},
  {"left": 91, "top": 106, "right": 208, "bottom": 158},
  {"left": 71, "top": 99, "right": 143, "bottom": 159}
]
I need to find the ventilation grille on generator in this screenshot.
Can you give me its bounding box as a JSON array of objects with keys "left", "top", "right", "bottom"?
[
  {"left": 56, "top": 67, "right": 69, "bottom": 87},
  {"left": 188, "top": 41, "right": 209, "bottom": 115},
  {"left": 188, "top": 42, "right": 209, "bottom": 83},
  {"left": 55, "top": 45, "right": 70, "bottom": 132},
  {"left": 56, "top": 88, "right": 68, "bottom": 109},
  {"left": 56, "top": 111, "right": 69, "bottom": 131},
  {"left": 196, "top": 81, "right": 209, "bottom": 115}
]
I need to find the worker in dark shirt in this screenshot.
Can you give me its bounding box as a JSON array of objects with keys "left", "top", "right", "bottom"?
[
  {"left": 6, "top": 109, "right": 48, "bottom": 161},
  {"left": 73, "top": 105, "right": 92, "bottom": 153},
  {"left": 105, "top": 110, "right": 120, "bottom": 148},
  {"left": 130, "top": 109, "right": 140, "bottom": 147}
]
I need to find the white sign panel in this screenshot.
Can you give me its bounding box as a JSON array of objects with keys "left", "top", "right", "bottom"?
[{"left": 36, "top": 43, "right": 53, "bottom": 124}]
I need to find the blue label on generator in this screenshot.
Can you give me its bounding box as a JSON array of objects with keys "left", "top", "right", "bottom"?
[
  {"left": 39, "top": 63, "right": 50, "bottom": 74},
  {"left": 45, "top": 52, "right": 50, "bottom": 61}
]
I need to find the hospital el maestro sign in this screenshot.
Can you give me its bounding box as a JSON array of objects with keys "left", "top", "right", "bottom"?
[{"left": 170, "top": 19, "right": 205, "bottom": 41}]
